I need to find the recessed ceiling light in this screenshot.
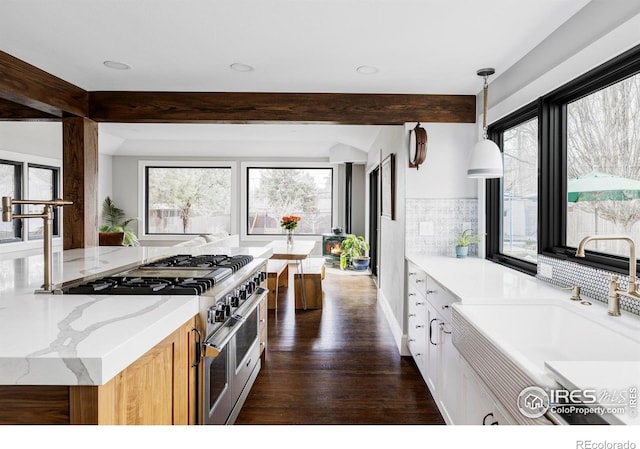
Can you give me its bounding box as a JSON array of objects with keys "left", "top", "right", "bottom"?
[
  {"left": 356, "top": 65, "right": 379, "bottom": 75},
  {"left": 103, "top": 60, "right": 131, "bottom": 70},
  {"left": 230, "top": 63, "right": 255, "bottom": 72}
]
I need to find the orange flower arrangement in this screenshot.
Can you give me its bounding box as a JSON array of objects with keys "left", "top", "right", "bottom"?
[{"left": 280, "top": 215, "right": 301, "bottom": 231}]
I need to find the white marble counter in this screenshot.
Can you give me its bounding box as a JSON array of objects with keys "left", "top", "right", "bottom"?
[
  {"left": 406, "top": 254, "right": 640, "bottom": 425},
  {"left": 405, "top": 253, "right": 566, "bottom": 304},
  {"left": 0, "top": 244, "right": 273, "bottom": 386}
]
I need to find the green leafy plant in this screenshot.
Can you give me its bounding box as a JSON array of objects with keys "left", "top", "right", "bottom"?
[
  {"left": 454, "top": 229, "right": 483, "bottom": 247},
  {"left": 99, "top": 196, "right": 139, "bottom": 246},
  {"left": 339, "top": 234, "right": 370, "bottom": 270}
]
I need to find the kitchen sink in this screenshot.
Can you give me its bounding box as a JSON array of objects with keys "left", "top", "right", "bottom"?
[
  {"left": 452, "top": 301, "right": 640, "bottom": 424},
  {"left": 454, "top": 303, "right": 640, "bottom": 367}
]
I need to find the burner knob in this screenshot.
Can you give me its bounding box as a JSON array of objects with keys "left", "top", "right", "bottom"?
[
  {"left": 260, "top": 271, "right": 267, "bottom": 282},
  {"left": 207, "top": 307, "right": 216, "bottom": 324},
  {"left": 230, "top": 295, "right": 240, "bottom": 307},
  {"left": 239, "top": 287, "right": 248, "bottom": 300},
  {"left": 215, "top": 304, "right": 226, "bottom": 322}
]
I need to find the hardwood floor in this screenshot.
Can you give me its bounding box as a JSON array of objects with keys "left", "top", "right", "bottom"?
[{"left": 235, "top": 265, "right": 445, "bottom": 425}]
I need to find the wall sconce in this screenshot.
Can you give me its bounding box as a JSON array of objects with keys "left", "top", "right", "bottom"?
[
  {"left": 408, "top": 123, "right": 427, "bottom": 170},
  {"left": 467, "top": 68, "right": 503, "bottom": 178}
]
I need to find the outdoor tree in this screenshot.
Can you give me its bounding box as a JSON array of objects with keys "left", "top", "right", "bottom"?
[
  {"left": 567, "top": 72, "right": 640, "bottom": 232},
  {"left": 148, "top": 167, "right": 230, "bottom": 233},
  {"left": 252, "top": 169, "right": 319, "bottom": 233}
]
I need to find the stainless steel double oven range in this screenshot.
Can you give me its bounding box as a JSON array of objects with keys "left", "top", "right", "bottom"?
[{"left": 63, "top": 253, "right": 268, "bottom": 425}]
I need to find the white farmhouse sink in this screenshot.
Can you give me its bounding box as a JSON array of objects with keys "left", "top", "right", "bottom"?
[
  {"left": 452, "top": 301, "right": 640, "bottom": 424},
  {"left": 454, "top": 303, "right": 640, "bottom": 368}
]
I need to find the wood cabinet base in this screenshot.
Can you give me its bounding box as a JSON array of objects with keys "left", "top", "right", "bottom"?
[{"left": 0, "top": 317, "right": 197, "bottom": 425}]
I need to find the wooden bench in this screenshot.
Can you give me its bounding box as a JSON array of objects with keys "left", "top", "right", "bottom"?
[
  {"left": 294, "top": 258, "right": 326, "bottom": 310},
  {"left": 266, "top": 259, "right": 289, "bottom": 310}
]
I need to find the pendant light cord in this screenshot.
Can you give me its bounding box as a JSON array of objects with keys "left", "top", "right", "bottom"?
[{"left": 482, "top": 75, "right": 489, "bottom": 139}]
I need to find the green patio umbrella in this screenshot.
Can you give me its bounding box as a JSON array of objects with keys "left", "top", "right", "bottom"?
[
  {"left": 568, "top": 171, "right": 640, "bottom": 202},
  {"left": 568, "top": 170, "right": 640, "bottom": 233}
]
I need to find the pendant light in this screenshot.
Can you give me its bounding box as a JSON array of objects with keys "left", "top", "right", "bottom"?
[{"left": 467, "top": 68, "right": 503, "bottom": 178}]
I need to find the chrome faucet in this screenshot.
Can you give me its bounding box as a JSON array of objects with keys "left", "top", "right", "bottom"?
[
  {"left": 575, "top": 234, "right": 640, "bottom": 316},
  {"left": 2, "top": 196, "right": 73, "bottom": 293}
]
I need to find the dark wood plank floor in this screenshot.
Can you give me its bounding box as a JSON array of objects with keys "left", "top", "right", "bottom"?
[{"left": 235, "top": 266, "right": 445, "bottom": 425}]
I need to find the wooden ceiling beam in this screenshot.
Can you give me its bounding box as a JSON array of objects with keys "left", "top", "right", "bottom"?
[
  {"left": 89, "top": 91, "right": 475, "bottom": 125},
  {"left": 0, "top": 97, "right": 58, "bottom": 121},
  {"left": 0, "top": 50, "right": 88, "bottom": 118}
]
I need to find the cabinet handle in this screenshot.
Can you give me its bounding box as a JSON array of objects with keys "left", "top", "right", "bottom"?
[
  {"left": 191, "top": 327, "right": 203, "bottom": 368},
  {"left": 483, "top": 412, "right": 497, "bottom": 425},
  {"left": 260, "top": 319, "right": 266, "bottom": 323},
  {"left": 408, "top": 293, "right": 416, "bottom": 297},
  {"left": 416, "top": 301, "right": 425, "bottom": 306},
  {"left": 408, "top": 313, "right": 416, "bottom": 317},
  {"left": 415, "top": 353, "right": 422, "bottom": 357},
  {"left": 439, "top": 322, "right": 452, "bottom": 334},
  {"left": 408, "top": 272, "right": 416, "bottom": 276},
  {"left": 408, "top": 338, "right": 416, "bottom": 343},
  {"left": 429, "top": 318, "right": 439, "bottom": 346},
  {"left": 426, "top": 290, "right": 436, "bottom": 295},
  {"left": 415, "top": 279, "right": 424, "bottom": 284},
  {"left": 442, "top": 305, "right": 450, "bottom": 310},
  {"left": 416, "top": 324, "right": 425, "bottom": 329}
]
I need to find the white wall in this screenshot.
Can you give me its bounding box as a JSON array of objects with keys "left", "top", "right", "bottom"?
[
  {"left": 0, "top": 122, "right": 61, "bottom": 158},
  {"left": 367, "top": 126, "right": 406, "bottom": 351},
  {"left": 98, "top": 153, "right": 113, "bottom": 225},
  {"left": 405, "top": 123, "right": 477, "bottom": 200}
]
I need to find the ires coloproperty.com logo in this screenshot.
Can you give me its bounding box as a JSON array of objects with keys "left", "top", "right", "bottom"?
[{"left": 517, "top": 386, "right": 638, "bottom": 419}]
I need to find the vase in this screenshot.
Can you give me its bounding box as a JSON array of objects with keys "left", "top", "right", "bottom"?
[
  {"left": 286, "top": 229, "right": 294, "bottom": 247},
  {"left": 455, "top": 245, "right": 468, "bottom": 258}
]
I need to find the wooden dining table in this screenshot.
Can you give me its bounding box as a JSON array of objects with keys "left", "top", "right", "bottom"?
[{"left": 266, "top": 240, "right": 316, "bottom": 310}]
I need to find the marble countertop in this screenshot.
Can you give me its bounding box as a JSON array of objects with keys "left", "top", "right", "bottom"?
[
  {"left": 406, "top": 254, "right": 640, "bottom": 425},
  {"left": 0, "top": 244, "right": 272, "bottom": 386}
]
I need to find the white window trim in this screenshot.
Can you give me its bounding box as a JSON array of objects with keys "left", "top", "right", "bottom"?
[
  {"left": 0, "top": 149, "right": 62, "bottom": 254},
  {"left": 137, "top": 160, "right": 238, "bottom": 242},
  {"left": 240, "top": 161, "right": 339, "bottom": 243}
]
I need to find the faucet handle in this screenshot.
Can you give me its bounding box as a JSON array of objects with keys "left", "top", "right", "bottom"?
[
  {"left": 600, "top": 273, "right": 619, "bottom": 281},
  {"left": 561, "top": 285, "right": 581, "bottom": 301}
]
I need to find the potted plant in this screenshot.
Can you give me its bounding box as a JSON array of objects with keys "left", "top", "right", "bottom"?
[
  {"left": 99, "top": 196, "right": 140, "bottom": 246},
  {"left": 454, "top": 229, "right": 482, "bottom": 258},
  {"left": 339, "top": 234, "right": 370, "bottom": 270}
]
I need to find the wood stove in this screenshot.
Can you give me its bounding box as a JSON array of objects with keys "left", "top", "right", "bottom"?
[{"left": 322, "top": 232, "right": 347, "bottom": 265}]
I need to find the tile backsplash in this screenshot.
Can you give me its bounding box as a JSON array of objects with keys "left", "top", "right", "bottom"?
[
  {"left": 537, "top": 254, "right": 640, "bottom": 316},
  {"left": 406, "top": 198, "right": 478, "bottom": 257}
]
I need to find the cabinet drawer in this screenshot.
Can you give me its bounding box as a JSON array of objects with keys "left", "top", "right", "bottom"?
[
  {"left": 407, "top": 262, "right": 427, "bottom": 296},
  {"left": 425, "top": 276, "right": 456, "bottom": 322}
]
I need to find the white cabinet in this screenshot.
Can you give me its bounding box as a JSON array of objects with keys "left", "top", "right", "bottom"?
[
  {"left": 407, "top": 267, "right": 428, "bottom": 379},
  {"left": 461, "top": 358, "right": 514, "bottom": 425},
  {"left": 406, "top": 261, "right": 461, "bottom": 424}
]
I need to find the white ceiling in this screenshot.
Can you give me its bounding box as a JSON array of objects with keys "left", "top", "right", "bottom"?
[{"left": 0, "top": 0, "right": 591, "bottom": 157}]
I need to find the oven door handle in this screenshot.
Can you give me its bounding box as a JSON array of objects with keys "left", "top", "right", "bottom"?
[{"left": 203, "top": 287, "right": 267, "bottom": 358}]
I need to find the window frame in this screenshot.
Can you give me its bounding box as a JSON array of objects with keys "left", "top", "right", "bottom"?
[
  {"left": 0, "top": 159, "right": 23, "bottom": 243},
  {"left": 486, "top": 102, "right": 539, "bottom": 276},
  {"left": 138, "top": 160, "right": 237, "bottom": 240},
  {"left": 240, "top": 161, "right": 339, "bottom": 242},
  {"left": 245, "top": 165, "right": 335, "bottom": 236},
  {"left": 27, "top": 163, "right": 60, "bottom": 240},
  {"left": 487, "top": 43, "right": 640, "bottom": 276}
]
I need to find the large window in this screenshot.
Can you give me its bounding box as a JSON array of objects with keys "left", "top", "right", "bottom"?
[
  {"left": 487, "top": 44, "right": 640, "bottom": 275},
  {"left": 27, "top": 164, "right": 59, "bottom": 239},
  {"left": 145, "top": 166, "right": 232, "bottom": 234},
  {"left": 566, "top": 72, "right": 640, "bottom": 258},
  {"left": 0, "top": 160, "right": 22, "bottom": 242},
  {"left": 246, "top": 167, "right": 333, "bottom": 235}
]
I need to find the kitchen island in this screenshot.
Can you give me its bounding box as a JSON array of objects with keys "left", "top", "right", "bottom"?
[{"left": 0, "top": 244, "right": 272, "bottom": 424}]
